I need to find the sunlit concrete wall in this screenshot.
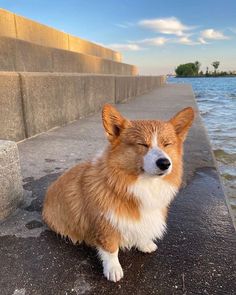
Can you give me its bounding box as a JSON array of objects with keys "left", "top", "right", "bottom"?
[{"left": 0, "top": 8, "right": 122, "bottom": 62}]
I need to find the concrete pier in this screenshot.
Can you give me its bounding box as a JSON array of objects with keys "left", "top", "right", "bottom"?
[{"left": 0, "top": 84, "right": 235, "bottom": 294}]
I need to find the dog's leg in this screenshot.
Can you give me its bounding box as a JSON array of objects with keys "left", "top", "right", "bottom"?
[
  {"left": 98, "top": 248, "right": 123, "bottom": 282},
  {"left": 137, "top": 241, "right": 157, "bottom": 253}
]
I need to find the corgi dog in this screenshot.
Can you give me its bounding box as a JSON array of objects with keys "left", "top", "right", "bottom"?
[{"left": 42, "top": 104, "right": 194, "bottom": 282}]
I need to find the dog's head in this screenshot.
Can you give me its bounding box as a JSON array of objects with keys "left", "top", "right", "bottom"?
[{"left": 102, "top": 104, "right": 194, "bottom": 178}]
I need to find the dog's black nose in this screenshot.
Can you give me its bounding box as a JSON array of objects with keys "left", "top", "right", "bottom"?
[{"left": 156, "top": 158, "right": 171, "bottom": 171}]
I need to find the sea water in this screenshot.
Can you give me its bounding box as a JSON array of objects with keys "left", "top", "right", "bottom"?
[{"left": 168, "top": 77, "right": 236, "bottom": 223}]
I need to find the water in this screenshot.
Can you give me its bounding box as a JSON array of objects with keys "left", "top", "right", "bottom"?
[{"left": 168, "top": 77, "right": 236, "bottom": 222}]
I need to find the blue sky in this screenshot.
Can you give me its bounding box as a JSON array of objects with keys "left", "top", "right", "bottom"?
[{"left": 1, "top": 0, "right": 236, "bottom": 74}]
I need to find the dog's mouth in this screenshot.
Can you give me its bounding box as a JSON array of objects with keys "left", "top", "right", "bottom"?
[{"left": 140, "top": 167, "right": 166, "bottom": 177}]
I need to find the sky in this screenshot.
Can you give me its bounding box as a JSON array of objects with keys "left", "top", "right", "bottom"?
[{"left": 1, "top": 0, "right": 236, "bottom": 74}]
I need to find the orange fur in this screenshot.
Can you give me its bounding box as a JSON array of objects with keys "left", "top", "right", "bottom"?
[{"left": 42, "top": 104, "right": 194, "bottom": 259}]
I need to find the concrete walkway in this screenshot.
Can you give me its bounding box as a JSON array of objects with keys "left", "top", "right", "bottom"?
[{"left": 0, "top": 84, "right": 235, "bottom": 295}]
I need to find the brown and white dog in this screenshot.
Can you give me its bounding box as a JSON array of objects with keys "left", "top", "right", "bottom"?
[{"left": 43, "top": 104, "right": 194, "bottom": 282}]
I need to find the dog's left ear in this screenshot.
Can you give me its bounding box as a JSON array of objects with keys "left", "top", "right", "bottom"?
[
  {"left": 102, "top": 104, "right": 131, "bottom": 142},
  {"left": 169, "top": 107, "right": 195, "bottom": 141}
]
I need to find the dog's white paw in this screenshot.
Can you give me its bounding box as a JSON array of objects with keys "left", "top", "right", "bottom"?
[
  {"left": 103, "top": 261, "right": 124, "bottom": 282},
  {"left": 98, "top": 248, "right": 124, "bottom": 282},
  {"left": 138, "top": 241, "right": 157, "bottom": 253}
]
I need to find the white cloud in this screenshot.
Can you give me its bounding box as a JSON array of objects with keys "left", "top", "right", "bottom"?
[
  {"left": 110, "top": 18, "right": 229, "bottom": 52},
  {"left": 198, "top": 37, "right": 209, "bottom": 44},
  {"left": 138, "top": 17, "right": 193, "bottom": 36},
  {"left": 176, "top": 36, "right": 196, "bottom": 45},
  {"left": 115, "top": 22, "right": 134, "bottom": 29},
  {"left": 132, "top": 37, "right": 168, "bottom": 46},
  {"left": 108, "top": 43, "right": 143, "bottom": 51},
  {"left": 174, "top": 36, "right": 204, "bottom": 46},
  {"left": 201, "top": 29, "right": 229, "bottom": 40},
  {"left": 116, "top": 23, "right": 129, "bottom": 29}
]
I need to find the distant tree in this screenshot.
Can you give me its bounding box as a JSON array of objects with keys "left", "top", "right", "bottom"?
[
  {"left": 212, "top": 61, "right": 220, "bottom": 75},
  {"left": 174, "top": 61, "right": 232, "bottom": 77},
  {"left": 221, "top": 71, "right": 227, "bottom": 76},
  {"left": 194, "top": 61, "right": 201, "bottom": 74},
  {"left": 175, "top": 63, "right": 198, "bottom": 76}
]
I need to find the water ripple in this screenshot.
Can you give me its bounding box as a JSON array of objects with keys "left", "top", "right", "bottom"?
[{"left": 168, "top": 77, "right": 236, "bottom": 202}]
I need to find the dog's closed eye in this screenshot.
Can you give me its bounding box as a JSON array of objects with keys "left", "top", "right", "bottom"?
[
  {"left": 138, "top": 143, "right": 149, "bottom": 148},
  {"left": 163, "top": 142, "right": 173, "bottom": 147}
]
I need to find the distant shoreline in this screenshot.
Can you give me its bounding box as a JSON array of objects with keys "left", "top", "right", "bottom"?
[{"left": 174, "top": 75, "right": 236, "bottom": 78}]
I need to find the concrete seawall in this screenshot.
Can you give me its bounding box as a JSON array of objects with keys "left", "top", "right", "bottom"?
[
  {"left": 0, "top": 72, "right": 165, "bottom": 141},
  {"left": 0, "top": 84, "right": 235, "bottom": 294},
  {"left": 0, "top": 72, "right": 26, "bottom": 140},
  {"left": 0, "top": 37, "right": 137, "bottom": 75},
  {"left": 0, "top": 8, "right": 121, "bottom": 62}
]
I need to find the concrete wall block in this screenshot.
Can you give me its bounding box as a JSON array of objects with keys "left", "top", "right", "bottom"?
[
  {"left": 135, "top": 76, "right": 141, "bottom": 96},
  {"left": 0, "top": 72, "right": 26, "bottom": 141},
  {"left": 0, "top": 37, "right": 135, "bottom": 75},
  {"left": 15, "top": 38, "right": 53, "bottom": 72},
  {"left": 0, "top": 71, "right": 165, "bottom": 141},
  {"left": 115, "top": 76, "right": 128, "bottom": 103},
  {"left": 138, "top": 76, "right": 163, "bottom": 94},
  {"left": 69, "top": 35, "right": 98, "bottom": 57},
  {"left": 130, "top": 76, "right": 138, "bottom": 98},
  {"left": 0, "top": 37, "right": 16, "bottom": 71},
  {"left": 15, "top": 14, "right": 69, "bottom": 50},
  {"left": 136, "top": 76, "right": 147, "bottom": 96},
  {"left": 0, "top": 8, "right": 121, "bottom": 62},
  {"left": 20, "top": 73, "right": 84, "bottom": 137},
  {"left": 0, "top": 140, "right": 23, "bottom": 220},
  {"left": 20, "top": 73, "right": 115, "bottom": 137},
  {"left": 144, "top": 76, "right": 148, "bottom": 92},
  {"left": 0, "top": 37, "right": 53, "bottom": 72},
  {"left": 140, "top": 76, "right": 147, "bottom": 95},
  {"left": 126, "top": 76, "right": 135, "bottom": 99},
  {"left": 149, "top": 76, "right": 153, "bottom": 90},
  {"left": 0, "top": 9, "right": 16, "bottom": 38},
  {"left": 68, "top": 35, "right": 120, "bottom": 62},
  {"left": 83, "top": 75, "right": 115, "bottom": 116},
  {"left": 113, "top": 51, "right": 122, "bottom": 63},
  {"left": 52, "top": 49, "right": 85, "bottom": 73},
  {"left": 115, "top": 75, "right": 164, "bottom": 103},
  {"left": 101, "top": 59, "right": 136, "bottom": 76}
]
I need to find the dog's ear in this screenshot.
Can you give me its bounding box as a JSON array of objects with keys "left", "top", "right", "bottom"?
[
  {"left": 102, "top": 104, "right": 130, "bottom": 142},
  {"left": 169, "top": 107, "right": 194, "bottom": 141}
]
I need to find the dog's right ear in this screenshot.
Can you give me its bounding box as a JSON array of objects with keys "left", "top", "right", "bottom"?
[
  {"left": 102, "top": 104, "right": 130, "bottom": 142},
  {"left": 169, "top": 107, "right": 194, "bottom": 141}
]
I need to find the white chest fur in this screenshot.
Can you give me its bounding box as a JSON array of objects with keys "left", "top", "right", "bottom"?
[{"left": 106, "top": 175, "right": 178, "bottom": 249}]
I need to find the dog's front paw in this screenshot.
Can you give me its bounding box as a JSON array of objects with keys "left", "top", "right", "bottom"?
[
  {"left": 103, "top": 261, "right": 124, "bottom": 282},
  {"left": 138, "top": 241, "right": 157, "bottom": 253}
]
